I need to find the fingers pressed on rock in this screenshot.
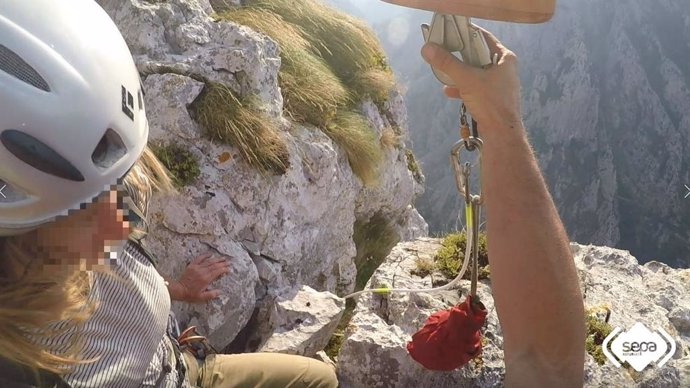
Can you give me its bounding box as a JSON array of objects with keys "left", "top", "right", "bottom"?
[
  {"left": 200, "top": 290, "right": 220, "bottom": 301},
  {"left": 204, "top": 257, "right": 227, "bottom": 266}
]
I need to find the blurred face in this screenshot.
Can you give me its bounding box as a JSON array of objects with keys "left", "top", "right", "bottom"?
[{"left": 35, "top": 189, "right": 130, "bottom": 269}]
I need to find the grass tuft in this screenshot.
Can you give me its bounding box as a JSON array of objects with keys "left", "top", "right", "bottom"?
[
  {"left": 218, "top": 9, "right": 349, "bottom": 128},
  {"left": 379, "top": 127, "right": 400, "bottom": 151},
  {"left": 189, "top": 82, "right": 290, "bottom": 175},
  {"left": 217, "top": 1, "right": 394, "bottom": 182},
  {"left": 351, "top": 68, "right": 396, "bottom": 106},
  {"left": 411, "top": 257, "right": 434, "bottom": 278},
  {"left": 322, "top": 111, "right": 383, "bottom": 186},
  {"left": 245, "top": 0, "right": 389, "bottom": 82}
]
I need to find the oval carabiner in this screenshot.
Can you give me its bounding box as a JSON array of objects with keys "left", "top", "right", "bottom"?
[{"left": 450, "top": 137, "right": 484, "bottom": 205}]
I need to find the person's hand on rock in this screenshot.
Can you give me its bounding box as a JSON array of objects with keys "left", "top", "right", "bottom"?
[{"left": 168, "top": 252, "right": 230, "bottom": 303}]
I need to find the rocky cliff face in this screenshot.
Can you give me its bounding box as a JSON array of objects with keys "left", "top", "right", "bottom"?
[
  {"left": 337, "top": 240, "right": 690, "bottom": 387},
  {"left": 367, "top": 0, "right": 690, "bottom": 267},
  {"left": 97, "top": 0, "right": 427, "bottom": 351}
]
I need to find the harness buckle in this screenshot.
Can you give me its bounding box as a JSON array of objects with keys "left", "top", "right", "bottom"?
[{"left": 178, "top": 326, "right": 218, "bottom": 360}]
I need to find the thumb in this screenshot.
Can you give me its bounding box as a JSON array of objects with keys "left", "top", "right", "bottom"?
[{"left": 421, "top": 43, "right": 479, "bottom": 88}]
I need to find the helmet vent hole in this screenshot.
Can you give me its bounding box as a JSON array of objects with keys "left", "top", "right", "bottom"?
[
  {"left": 1, "top": 129, "right": 84, "bottom": 182},
  {"left": 92, "top": 128, "right": 127, "bottom": 170},
  {"left": 0, "top": 45, "right": 50, "bottom": 92}
]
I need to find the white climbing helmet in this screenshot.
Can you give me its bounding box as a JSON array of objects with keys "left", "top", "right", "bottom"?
[{"left": 0, "top": 0, "right": 148, "bottom": 236}]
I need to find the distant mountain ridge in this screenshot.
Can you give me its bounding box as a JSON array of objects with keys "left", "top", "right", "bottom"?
[{"left": 339, "top": 0, "right": 690, "bottom": 267}]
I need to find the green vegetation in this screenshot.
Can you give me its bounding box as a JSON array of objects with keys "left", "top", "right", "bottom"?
[
  {"left": 150, "top": 142, "right": 200, "bottom": 188},
  {"left": 189, "top": 82, "right": 290, "bottom": 175},
  {"left": 420, "top": 232, "right": 490, "bottom": 281},
  {"left": 585, "top": 307, "right": 613, "bottom": 365},
  {"left": 217, "top": 0, "right": 394, "bottom": 185},
  {"left": 405, "top": 149, "right": 423, "bottom": 183}
]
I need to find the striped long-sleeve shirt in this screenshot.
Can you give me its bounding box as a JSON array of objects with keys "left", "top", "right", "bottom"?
[{"left": 34, "top": 241, "right": 192, "bottom": 387}]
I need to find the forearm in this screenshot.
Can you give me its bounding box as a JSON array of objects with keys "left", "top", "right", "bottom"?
[{"left": 480, "top": 125, "right": 585, "bottom": 384}]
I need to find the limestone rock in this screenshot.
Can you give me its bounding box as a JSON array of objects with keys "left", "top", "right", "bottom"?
[
  {"left": 143, "top": 73, "right": 204, "bottom": 141},
  {"left": 259, "top": 286, "right": 345, "bottom": 357},
  {"left": 208, "top": 0, "right": 240, "bottom": 13},
  {"left": 338, "top": 238, "right": 504, "bottom": 388},
  {"left": 338, "top": 240, "right": 690, "bottom": 387},
  {"left": 101, "top": 0, "right": 426, "bottom": 352},
  {"left": 98, "top": 0, "right": 283, "bottom": 118},
  {"left": 149, "top": 237, "right": 259, "bottom": 351},
  {"left": 398, "top": 205, "right": 429, "bottom": 242}
]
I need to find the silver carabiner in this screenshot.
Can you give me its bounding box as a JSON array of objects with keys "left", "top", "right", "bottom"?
[{"left": 450, "top": 137, "right": 484, "bottom": 205}]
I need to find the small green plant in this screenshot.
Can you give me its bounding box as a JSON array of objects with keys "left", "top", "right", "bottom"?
[
  {"left": 433, "top": 232, "right": 490, "bottom": 281},
  {"left": 585, "top": 308, "right": 613, "bottom": 365},
  {"left": 405, "top": 149, "right": 423, "bottom": 183},
  {"left": 189, "top": 82, "right": 290, "bottom": 175},
  {"left": 150, "top": 142, "right": 200, "bottom": 188}
]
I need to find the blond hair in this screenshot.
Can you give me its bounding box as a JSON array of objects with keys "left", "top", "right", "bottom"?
[{"left": 0, "top": 146, "right": 176, "bottom": 376}]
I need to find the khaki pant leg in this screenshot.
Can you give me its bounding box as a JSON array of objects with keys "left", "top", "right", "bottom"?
[
  {"left": 182, "top": 350, "right": 202, "bottom": 386},
  {"left": 198, "top": 352, "right": 338, "bottom": 388}
]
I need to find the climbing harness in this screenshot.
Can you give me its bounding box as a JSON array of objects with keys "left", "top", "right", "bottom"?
[{"left": 177, "top": 326, "right": 219, "bottom": 360}]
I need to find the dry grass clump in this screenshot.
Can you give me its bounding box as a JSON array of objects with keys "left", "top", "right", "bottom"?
[
  {"left": 219, "top": 9, "right": 349, "bottom": 127},
  {"left": 322, "top": 111, "right": 382, "bottom": 186},
  {"left": 351, "top": 68, "right": 396, "bottom": 106},
  {"left": 245, "top": 0, "right": 390, "bottom": 80},
  {"left": 189, "top": 82, "right": 290, "bottom": 175},
  {"left": 218, "top": 1, "right": 394, "bottom": 183},
  {"left": 379, "top": 127, "right": 400, "bottom": 151}
]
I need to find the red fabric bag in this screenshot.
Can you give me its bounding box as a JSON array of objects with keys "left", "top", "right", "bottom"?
[{"left": 406, "top": 295, "right": 487, "bottom": 371}]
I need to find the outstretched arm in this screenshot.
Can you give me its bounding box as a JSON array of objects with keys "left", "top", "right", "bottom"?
[{"left": 421, "top": 29, "right": 585, "bottom": 387}]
